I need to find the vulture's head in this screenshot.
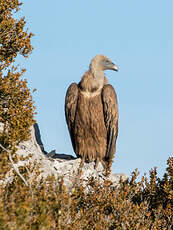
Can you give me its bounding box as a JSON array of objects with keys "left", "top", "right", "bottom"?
[{"left": 90, "top": 55, "right": 118, "bottom": 72}]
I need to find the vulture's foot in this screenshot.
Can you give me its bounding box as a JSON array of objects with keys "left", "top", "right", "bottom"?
[
  {"left": 94, "top": 158, "right": 107, "bottom": 171},
  {"left": 78, "top": 158, "right": 85, "bottom": 176}
]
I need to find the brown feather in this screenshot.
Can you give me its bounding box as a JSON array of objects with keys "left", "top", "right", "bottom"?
[
  {"left": 74, "top": 90, "right": 107, "bottom": 162},
  {"left": 102, "top": 84, "right": 119, "bottom": 164},
  {"left": 65, "top": 83, "right": 79, "bottom": 154},
  {"left": 65, "top": 55, "right": 119, "bottom": 169}
]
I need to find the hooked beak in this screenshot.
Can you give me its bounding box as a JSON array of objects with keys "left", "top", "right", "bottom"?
[
  {"left": 103, "top": 60, "right": 118, "bottom": 71},
  {"left": 107, "top": 62, "right": 118, "bottom": 71},
  {"left": 111, "top": 63, "right": 118, "bottom": 71}
]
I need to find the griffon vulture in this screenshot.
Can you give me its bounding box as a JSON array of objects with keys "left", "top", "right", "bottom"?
[{"left": 65, "top": 55, "right": 119, "bottom": 169}]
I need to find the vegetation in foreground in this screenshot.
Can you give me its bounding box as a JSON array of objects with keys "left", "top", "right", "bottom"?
[{"left": 0, "top": 157, "right": 172, "bottom": 230}]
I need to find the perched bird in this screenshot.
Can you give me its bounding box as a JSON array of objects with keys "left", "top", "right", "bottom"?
[{"left": 65, "top": 55, "right": 119, "bottom": 170}]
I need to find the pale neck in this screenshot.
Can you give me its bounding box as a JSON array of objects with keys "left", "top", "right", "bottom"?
[{"left": 90, "top": 66, "right": 104, "bottom": 88}]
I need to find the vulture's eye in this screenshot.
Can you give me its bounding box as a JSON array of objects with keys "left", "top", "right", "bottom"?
[{"left": 102, "top": 60, "right": 109, "bottom": 65}]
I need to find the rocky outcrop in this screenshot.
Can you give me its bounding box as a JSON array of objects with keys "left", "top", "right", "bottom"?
[{"left": 0, "top": 123, "right": 128, "bottom": 189}]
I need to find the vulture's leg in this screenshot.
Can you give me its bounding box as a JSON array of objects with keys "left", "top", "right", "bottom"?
[{"left": 78, "top": 157, "right": 85, "bottom": 176}]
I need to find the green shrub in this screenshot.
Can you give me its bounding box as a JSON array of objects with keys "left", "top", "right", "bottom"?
[
  {"left": 0, "top": 0, "right": 35, "bottom": 176},
  {"left": 0, "top": 158, "right": 172, "bottom": 230}
]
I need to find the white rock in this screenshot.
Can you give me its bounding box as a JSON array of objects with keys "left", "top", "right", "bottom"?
[{"left": 0, "top": 123, "right": 128, "bottom": 189}]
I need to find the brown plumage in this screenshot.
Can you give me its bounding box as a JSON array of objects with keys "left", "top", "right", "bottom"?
[{"left": 65, "top": 55, "right": 119, "bottom": 170}]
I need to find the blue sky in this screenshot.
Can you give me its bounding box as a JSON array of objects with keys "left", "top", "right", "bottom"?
[{"left": 19, "top": 0, "right": 173, "bottom": 178}]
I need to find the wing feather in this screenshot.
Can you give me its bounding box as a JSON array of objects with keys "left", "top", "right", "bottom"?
[
  {"left": 65, "top": 83, "right": 79, "bottom": 153},
  {"left": 102, "top": 84, "right": 119, "bottom": 163}
]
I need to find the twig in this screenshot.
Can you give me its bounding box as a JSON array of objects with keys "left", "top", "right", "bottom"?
[{"left": 0, "top": 143, "right": 29, "bottom": 186}]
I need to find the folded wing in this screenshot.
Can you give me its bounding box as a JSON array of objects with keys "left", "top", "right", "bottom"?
[
  {"left": 102, "top": 84, "right": 119, "bottom": 164},
  {"left": 65, "top": 83, "right": 79, "bottom": 154}
]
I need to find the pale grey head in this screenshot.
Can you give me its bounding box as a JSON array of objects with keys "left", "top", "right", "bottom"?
[
  {"left": 89, "top": 55, "right": 118, "bottom": 88},
  {"left": 90, "top": 54, "right": 118, "bottom": 73}
]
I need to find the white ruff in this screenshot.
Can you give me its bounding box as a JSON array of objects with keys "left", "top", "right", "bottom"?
[{"left": 80, "top": 88, "right": 102, "bottom": 98}]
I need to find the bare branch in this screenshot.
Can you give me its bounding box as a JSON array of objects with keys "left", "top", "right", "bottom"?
[{"left": 0, "top": 143, "right": 29, "bottom": 186}]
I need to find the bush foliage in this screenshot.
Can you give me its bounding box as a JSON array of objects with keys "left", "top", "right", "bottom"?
[
  {"left": 0, "top": 0, "right": 33, "bottom": 69},
  {"left": 0, "top": 0, "right": 34, "bottom": 139},
  {"left": 0, "top": 0, "right": 35, "bottom": 151},
  {"left": 0, "top": 0, "right": 35, "bottom": 182},
  {"left": 0, "top": 158, "right": 172, "bottom": 229}
]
